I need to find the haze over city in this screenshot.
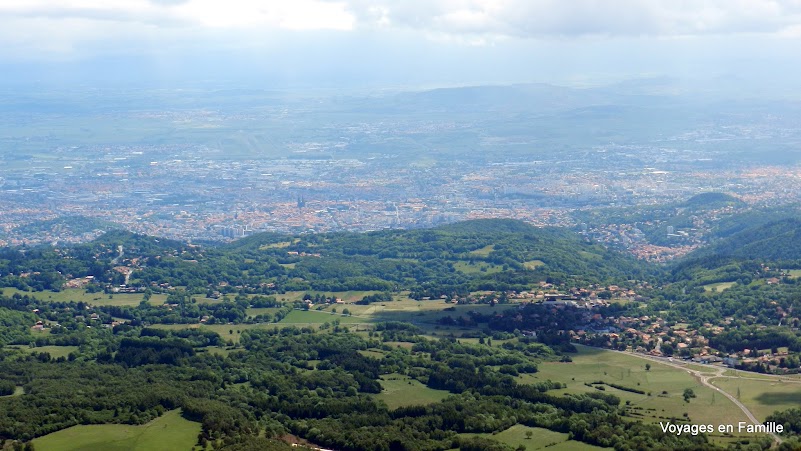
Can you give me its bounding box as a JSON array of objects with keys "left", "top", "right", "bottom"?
[{"left": 1, "top": 0, "right": 801, "bottom": 91}]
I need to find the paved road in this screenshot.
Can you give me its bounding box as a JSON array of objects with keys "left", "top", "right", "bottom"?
[{"left": 609, "top": 350, "right": 784, "bottom": 444}]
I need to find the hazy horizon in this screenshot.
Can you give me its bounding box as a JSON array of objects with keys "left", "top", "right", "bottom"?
[{"left": 1, "top": 1, "right": 800, "bottom": 95}]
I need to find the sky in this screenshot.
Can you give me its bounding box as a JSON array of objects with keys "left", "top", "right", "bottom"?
[{"left": 1, "top": 0, "right": 801, "bottom": 89}]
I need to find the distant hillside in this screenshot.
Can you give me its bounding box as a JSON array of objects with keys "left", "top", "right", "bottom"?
[
  {"left": 12, "top": 216, "right": 121, "bottom": 237},
  {"left": 687, "top": 217, "right": 801, "bottom": 262},
  {"left": 706, "top": 218, "right": 801, "bottom": 260},
  {"left": 387, "top": 83, "right": 649, "bottom": 114},
  {"left": 707, "top": 207, "right": 801, "bottom": 240},
  {"left": 681, "top": 192, "right": 745, "bottom": 210},
  {"left": 0, "top": 219, "right": 655, "bottom": 295},
  {"left": 225, "top": 218, "right": 656, "bottom": 292}
]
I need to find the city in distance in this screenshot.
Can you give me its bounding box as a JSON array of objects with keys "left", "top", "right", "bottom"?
[{"left": 3, "top": 1, "right": 801, "bottom": 450}]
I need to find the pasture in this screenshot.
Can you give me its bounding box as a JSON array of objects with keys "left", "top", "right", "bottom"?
[
  {"left": 461, "top": 425, "right": 608, "bottom": 450},
  {"left": 469, "top": 244, "right": 495, "bottom": 256},
  {"left": 711, "top": 376, "right": 801, "bottom": 421},
  {"left": 373, "top": 373, "right": 450, "bottom": 409},
  {"left": 279, "top": 309, "right": 369, "bottom": 325},
  {"left": 14, "top": 345, "right": 79, "bottom": 359},
  {"left": 150, "top": 323, "right": 280, "bottom": 343},
  {"left": 702, "top": 282, "right": 736, "bottom": 292},
  {"left": 31, "top": 409, "right": 200, "bottom": 451},
  {"left": 0, "top": 287, "right": 167, "bottom": 307},
  {"left": 786, "top": 269, "right": 801, "bottom": 279},
  {"left": 276, "top": 290, "right": 385, "bottom": 303},
  {"left": 530, "top": 346, "right": 754, "bottom": 441}
]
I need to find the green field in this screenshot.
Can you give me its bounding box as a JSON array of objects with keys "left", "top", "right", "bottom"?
[
  {"left": 0, "top": 288, "right": 166, "bottom": 307},
  {"left": 245, "top": 307, "right": 283, "bottom": 317},
  {"left": 278, "top": 309, "right": 369, "bottom": 325},
  {"left": 462, "top": 425, "right": 608, "bottom": 450},
  {"left": 702, "top": 282, "right": 736, "bottom": 292},
  {"left": 257, "top": 239, "right": 299, "bottom": 250},
  {"left": 373, "top": 373, "right": 450, "bottom": 409},
  {"left": 712, "top": 377, "right": 801, "bottom": 421},
  {"left": 469, "top": 245, "right": 495, "bottom": 256},
  {"left": 308, "top": 298, "right": 518, "bottom": 334},
  {"left": 524, "top": 259, "right": 545, "bottom": 269},
  {"left": 0, "top": 387, "right": 24, "bottom": 398},
  {"left": 13, "top": 345, "right": 79, "bottom": 359},
  {"left": 151, "top": 323, "right": 279, "bottom": 343},
  {"left": 531, "top": 346, "right": 751, "bottom": 435},
  {"left": 32, "top": 409, "right": 200, "bottom": 451},
  {"left": 358, "top": 349, "right": 386, "bottom": 359},
  {"left": 277, "top": 290, "right": 384, "bottom": 303}
]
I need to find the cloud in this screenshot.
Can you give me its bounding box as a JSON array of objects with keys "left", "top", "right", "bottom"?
[
  {"left": 0, "top": 0, "right": 355, "bottom": 60},
  {"left": 0, "top": 1, "right": 354, "bottom": 31},
  {"left": 345, "top": 0, "right": 801, "bottom": 38},
  {"left": 0, "top": 0, "right": 799, "bottom": 76}
]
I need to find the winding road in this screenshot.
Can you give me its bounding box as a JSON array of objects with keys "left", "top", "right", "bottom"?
[{"left": 611, "top": 349, "right": 787, "bottom": 445}]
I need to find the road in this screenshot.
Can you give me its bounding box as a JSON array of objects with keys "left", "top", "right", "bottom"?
[{"left": 610, "top": 349, "right": 784, "bottom": 445}]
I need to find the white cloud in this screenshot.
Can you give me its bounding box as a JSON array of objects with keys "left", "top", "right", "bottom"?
[
  {"left": 0, "top": 0, "right": 356, "bottom": 60},
  {"left": 174, "top": 0, "right": 353, "bottom": 30},
  {"left": 345, "top": 0, "right": 801, "bottom": 38},
  {"left": 0, "top": 0, "right": 799, "bottom": 64}
]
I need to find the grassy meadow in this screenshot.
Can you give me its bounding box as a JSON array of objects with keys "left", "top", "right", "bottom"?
[
  {"left": 702, "top": 282, "right": 736, "bottom": 292},
  {"left": 528, "top": 346, "right": 762, "bottom": 445},
  {"left": 461, "top": 424, "right": 609, "bottom": 450},
  {"left": 31, "top": 409, "right": 200, "bottom": 451},
  {"left": 373, "top": 373, "right": 450, "bottom": 409},
  {"left": 0, "top": 287, "right": 166, "bottom": 307},
  {"left": 711, "top": 377, "right": 801, "bottom": 421}
]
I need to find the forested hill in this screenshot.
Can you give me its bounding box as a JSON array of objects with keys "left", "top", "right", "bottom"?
[
  {"left": 0, "top": 219, "right": 655, "bottom": 296},
  {"left": 688, "top": 217, "right": 801, "bottom": 262},
  {"left": 222, "top": 219, "right": 657, "bottom": 291},
  {"left": 680, "top": 192, "right": 745, "bottom": 210}
]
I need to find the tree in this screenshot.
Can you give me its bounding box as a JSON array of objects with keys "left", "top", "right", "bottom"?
[
  {"left": 645, "top": 363, "right": 651, "bottom": 371},
  {"left": 525, "top": 430, "right": 533, "bottom": 439},
  {"left": 683, "top": 388, "right": 696, "bottom": 403}
]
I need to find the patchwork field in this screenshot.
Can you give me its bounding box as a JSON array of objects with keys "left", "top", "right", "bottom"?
[{"left": 31, "top": 409, "right": 200, "bottom": 451}]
